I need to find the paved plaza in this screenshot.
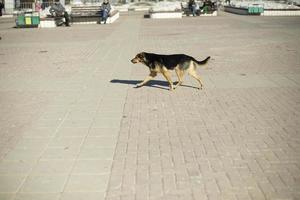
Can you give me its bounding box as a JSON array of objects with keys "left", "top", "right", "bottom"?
[{"left": 0, "top": 11, "right": 299, "bottom": 200}]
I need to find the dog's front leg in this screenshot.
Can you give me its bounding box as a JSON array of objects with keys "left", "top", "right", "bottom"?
[{"left": 136, "top": 71, "right": 157, "bottom": 88}]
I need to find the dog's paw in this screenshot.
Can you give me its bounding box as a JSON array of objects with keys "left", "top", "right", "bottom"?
[{"left": 134, "top": 84, "right": 142, "bottom": 88}]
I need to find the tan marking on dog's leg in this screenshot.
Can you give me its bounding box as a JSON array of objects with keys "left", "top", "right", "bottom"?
[
  {"left": 188, "top": 68, "right": 203, "bottom": 90},
  {"left": 136, "top": 71, "right": 157, "bottom": 87},
  {"left": 161, "top": 71, "right": 174, "bottom": 91},
  {"left": 175, "top": 68, "right": 184, "bottom": 88}
]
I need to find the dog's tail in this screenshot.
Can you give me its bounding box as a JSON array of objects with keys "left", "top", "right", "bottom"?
[{"left": 194, "top": 56, "right": 211, "bottom": 65}]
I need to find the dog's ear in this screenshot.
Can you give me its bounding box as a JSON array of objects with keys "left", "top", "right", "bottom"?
[
  {"left": 134, "top": 52, "right": 141, "bottom": 58},
  {"left": 139, "top": 52, "right": 146, "bottom": 61}
]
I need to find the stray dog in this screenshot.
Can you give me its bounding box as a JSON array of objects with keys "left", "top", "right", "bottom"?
[{"left": 131, "top": 52, "right": 210, "bottom": 90}]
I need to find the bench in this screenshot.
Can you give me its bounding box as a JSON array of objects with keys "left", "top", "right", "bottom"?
[{"left": 71, "top": 5, "right": 119, "bottom": 24}]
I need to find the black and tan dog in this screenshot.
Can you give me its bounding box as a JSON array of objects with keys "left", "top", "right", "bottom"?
[{"left": 131, "top": 52, "right": 210, "bottom": 91}]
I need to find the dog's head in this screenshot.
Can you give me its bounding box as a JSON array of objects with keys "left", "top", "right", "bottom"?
[{"left": 131, "top": 52, "right": 146, "bottom": 64}]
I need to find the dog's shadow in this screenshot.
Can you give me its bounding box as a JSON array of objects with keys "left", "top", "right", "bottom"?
[{"left": 110, "top": 79, "right": 198, "bottom": 90}]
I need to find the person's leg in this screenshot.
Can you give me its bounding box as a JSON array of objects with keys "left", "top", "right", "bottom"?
[
  {"left": 64, "top": 12, "right": 70, "bottom": 26},
  {"left": 103, "top": 10, "right": 108, "bottom": 24},
  {"left": 189, "top": 6, "right": 193, "bottom": 16},
  {"left": 192, "top": 6, "right": 196, "bottom": 16}
]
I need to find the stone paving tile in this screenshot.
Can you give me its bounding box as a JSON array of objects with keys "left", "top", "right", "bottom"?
[
  {"left": 34, "top": 119, "right": 64, "bottom": 128},
  {"left": 64, "top": 174, "right": 109, "bottom": 192},
  {"left": 40, "top": 147, "right": 80, "bottom": 160},
  {"left": 0, "top": 175, "right": 26, "bottom": 193},
  {"left": 82, "top": 137, "right": 117, "bottom": 149},
  {"left": 48, "top": 137, "right": 84, "bottom": 148},
  {"left": 87, "top": 128, "right": 120, "bottom": 138},
  {"left": 30, "top": 160, "right": 74, "bottom": 175},
  {"left": 21, "top": 127, "right": 58, "bottom": 138},
  {"left": 61, "top": 119, "right": 94, "bottom": 128},
  {"left": 55, "top": 127, "right": 90, "bottom": 138},
  {"left": 60, "top": 192, "right": 105, "bottom": 200},
  {"left": 14, "top": 138, "right": 51, "bottom": 149},
  {"left": 78, "top": 147, "right": 115, "bottom": 160},
  {"left": 0, "top": 161, "right": 35, "bottom": 175},
  {"left": 14, "top": 193, "right": 60, "bottom": 200},
  {"left": 19, "top": 175, "right": 68, "bottom": 193},
  {"left": 0, "top": 193, "right": 15, "bottom": 200},
  {"left": 91, "top": 120, "right": 121, "bottom": 129},
  {"left": 3, "top": 148, "right": 43, "bottom": 161},
  {"left": 72, "top": 160, "right": 112, "bottom": 174}
]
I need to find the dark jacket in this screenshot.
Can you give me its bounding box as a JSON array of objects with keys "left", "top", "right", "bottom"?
[
  {"left": 188, "top": 0, "right": 196, "bottom": 8},
  {"left": 50, "top": 2, "right": 65, "bottom": 16},
  {"left": 101, "top": 2, "right": 111, "bottom": 13},
  {"left": 0, "top": 2, "right": 4, "bottom": 9}
]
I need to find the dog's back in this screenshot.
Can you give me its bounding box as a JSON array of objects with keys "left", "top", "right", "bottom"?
[{"left": 144, "top": 53, "right": 209, "bottom": 70}]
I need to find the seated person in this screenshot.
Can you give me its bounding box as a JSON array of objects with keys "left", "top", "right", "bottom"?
[
  {"left": 100, "top": 0, "right": 111, "bottom": 24},
  {"left": 188, "top": 0, "right": 197, "bottom": 16},
  {"left": 201, "top": 0, "right": 216, "bottom": 14},
  {"left": 50, "top": 0, "right": 70, "bottom": 26}
]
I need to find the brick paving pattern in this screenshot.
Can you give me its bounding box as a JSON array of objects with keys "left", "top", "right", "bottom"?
[{"left": 0, "top": 12, "right": 299, "bottom": 200}]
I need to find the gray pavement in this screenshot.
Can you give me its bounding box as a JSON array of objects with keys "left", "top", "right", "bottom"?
[{"left": 0, "top": 12, "right": 299, "bottom": 200}]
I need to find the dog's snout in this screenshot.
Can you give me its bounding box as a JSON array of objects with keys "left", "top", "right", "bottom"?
[{"left": 131, "top": 58, "right": 138, "bottom": 64}]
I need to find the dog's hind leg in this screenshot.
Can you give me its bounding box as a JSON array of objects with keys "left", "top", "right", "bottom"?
[
  {"left": 175, "top": 68, "right": 184, "bottom": 89},
  {"left": 188, "top": 67, "right": 203, "bottom": 90},
  {"left": 136, "top": 71, "right": 157, "bottom": 88},
  {"left": 161, "top": 71, "right": 174, "bottom": 91}
]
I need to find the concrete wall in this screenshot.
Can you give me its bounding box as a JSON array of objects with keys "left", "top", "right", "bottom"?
[
  {"left": 4, "top": 0, "right": 14, "bottom": 14},
  {"left": 262, "top": 9, "right": 300, "bottom": 16},
  {"left": 224, "top": 5, "right": 300, "bottom": 16},
  {"left": 224, "top": 6, "right": 249, "bottom": 15}
]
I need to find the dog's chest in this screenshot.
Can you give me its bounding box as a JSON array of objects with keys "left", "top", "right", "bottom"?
[{"left": 148, "top": 61, "right": 170, "bottom": 73}]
